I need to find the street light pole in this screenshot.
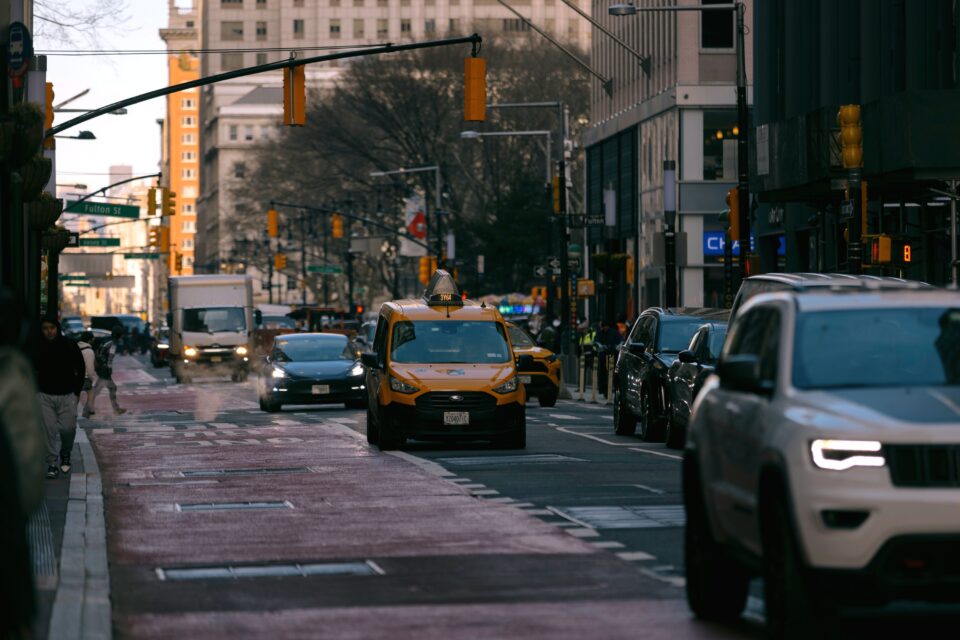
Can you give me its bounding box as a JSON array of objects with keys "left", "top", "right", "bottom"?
[{"left": 370, "top": 165, "right": 441, "bottom": 267}]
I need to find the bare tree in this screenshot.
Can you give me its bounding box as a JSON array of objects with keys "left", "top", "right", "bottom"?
[{"left": 34, "top": 0, "right": 131, "bottom": 47}]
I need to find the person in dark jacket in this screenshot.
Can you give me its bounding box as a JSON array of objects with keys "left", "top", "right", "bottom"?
[{"left": 29, "top": 315, "right": 86, "bottom": 479}]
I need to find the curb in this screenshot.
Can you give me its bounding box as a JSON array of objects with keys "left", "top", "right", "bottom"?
[{"left": 48, "top": 429, "right": 111, "bottom": 640}]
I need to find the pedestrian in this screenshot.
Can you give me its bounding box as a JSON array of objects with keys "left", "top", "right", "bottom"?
[
  {"left": 28, "top": 315, "right": 85, "bottom": 479},
  {"left": 616, "top": 313, "right": 628, "bottom": 339},
  {"left": 76, "top": 330, "right": 97, "bottom": 419},
  {"left": 87, "top": 326, "right": 127, "bottom": 419},
  {"left": 0, "top": 287, "right": 44, "bottom": 638},
  {"left": 596, "top": 320, "right": 622, "bottom": 397},
  {"left": 130, "top": 325, "right": 141, "bottom": 355}
]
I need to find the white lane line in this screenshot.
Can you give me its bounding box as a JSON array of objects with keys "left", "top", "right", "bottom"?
[
  {"left": 599, "top": 415, "right": 614, "bottom": 421},
  {"left": 548, "top": 413, "right": 582, "bottom": 420},
  {"left": 470, "top": 489, "right": 500, "bottom": 496},
  {"left": 554, "top": 425, "right": 638, "bottom": 447},
  {"left": 383, "top": 451, "right": 456, "bottom": 477},
  {"left": 628, "top": 446, "right": 682, "bottom": 461},
  {"left": 485, "top": 497, "right": 515, "bottom": 503},
  {"left": 616, "top": 551, "right": 656, "bottom": 562},
  {"left": 449, "top": 477, "right": 473, "bottom": 484},
  {"left": 639, "top": 568, "right": 685, "bottom": 588},
  {"left": 565, "top": 528, "right": 600, "bottom": 538},
  {"left": 511, "top": 502, "right": 535, "bottom": 508},
  {"left": 633, "top": 484, "right": 665, "bottom": 495},
  {"left": 326, "top": 417, "right": 358, "bottom": 424},
  {"left": 521, "top": 509, "right": 554, "bottom": 516},
  {"left": 573, "top": 404, "right": 608, "bottom": 411},
  {"left": 460, "top": 483, "right": 487, "bottom": 489},
  {"left": 589, "top": 541, "right": 625, "bottom": 549}
]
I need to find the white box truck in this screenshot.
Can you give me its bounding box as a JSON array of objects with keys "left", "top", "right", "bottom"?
[{"left": 168, "top": 275, "right": 255, "bottom": 383}]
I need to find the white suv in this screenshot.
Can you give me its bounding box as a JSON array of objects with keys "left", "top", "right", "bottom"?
[{"left": 683, "top": 287, "right": 960, "bottom": 637}]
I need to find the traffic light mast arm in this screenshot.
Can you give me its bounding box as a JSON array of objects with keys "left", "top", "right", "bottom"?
[
  {"left": 270, "top": 200, "right": 432, "bottom": 251},
  {"left": 47, "top": 34, "right": 482, "bottom": 138},
  {"left": 63, "top": 172, "right": 161, "bottom": 213}
]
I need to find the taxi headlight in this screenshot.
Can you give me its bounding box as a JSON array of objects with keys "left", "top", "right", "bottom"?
[
  {"left": 235, "top": 345, "right": 249, "bottom": 356},
  {"left": 389, "top": 376, "right": 418, "bottom": 394},
  {"left": 545, "top": 354, "right": 558, "bottom": 362},
  {"left": 810, "top": 439, "right": 885, "bottom": 471},
  {"left": 184, "top": 346, "right": 198, "bottom": 357},
  {"left": 350, "top": 363, "right": 365, "bottom": 377},
  {"left": 271, "top": 367, "right": 287, "bottom": 379},
  {"left": 493, "top": 377, "right": 519, "bottom": 394}
]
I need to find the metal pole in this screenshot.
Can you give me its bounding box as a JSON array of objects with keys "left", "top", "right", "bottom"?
[
  {"left": 952, "top": 180, "right": 958, "bottom": 286},
  {"left": 347, "top": 252, "right": 354, "bottom": 315},
  {"left": 434, "top": 168, "right": 443, "bottom": 269},
  {"left": 267, "top": 242, "right": 274, "bottom": 304},
  {"left": 663, "top": 160, "right": 677, "bottom": 307},
  {"left": 559, "top": 159, "right": 570, "bottom": 354},
  {"left": 322, "top": 214, "right": 329, "bottom": 305},
  {"left": 735, "top": 2, "right": 750, "bottom": 282},
  {"left": 848, "top": 168, "right": 862, "bottom": 274}
]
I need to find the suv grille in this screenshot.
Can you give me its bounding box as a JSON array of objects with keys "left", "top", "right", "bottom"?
[
  {"left": 416, "top": 392, "right": 496, "bottom": 412},
  {"left": 886, "top": 445, "right": 960, "bottom": 488}
]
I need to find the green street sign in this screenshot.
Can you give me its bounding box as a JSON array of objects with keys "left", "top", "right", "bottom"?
[
  {"left": 123, "top": 252, "right": 160, "bottom": 260},
  {"left": 79, "top": 237, "right": 121, "bottom": 247},
  {"left": 307, "top": 265, "right": 344, "bottom": 274},
  {"left": 64, "top": 282, "right": 91, "bottom": 288},
  {"left": 60, "top": 275, "right": 89, "bottom": 281},
  {"left": 65, "top": 201, "right": 140, "bottom": 219}
]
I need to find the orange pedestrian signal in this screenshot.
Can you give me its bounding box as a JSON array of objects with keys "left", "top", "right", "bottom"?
[
  {"left": 463, "top": 57, "right": 486, "bottom": 122},
  {"left": 267, "top": 208, "right": 279, "bottom": 238}
]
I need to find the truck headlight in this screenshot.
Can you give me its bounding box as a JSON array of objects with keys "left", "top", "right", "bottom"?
[
  {"left": 811, "top": 439, "right": 884, "bottom": 471},
  {"left": 184, "top": 346, "right": 198, "bottom": 357},
  {"left": 389, "top": 376, "right": 418, "bottom": 394},
  {"left": 493, "top": 377, "right": 518, "bottom": 394},
  {"left": 235, "top": 345, "right": 249, "bottom": 356}
]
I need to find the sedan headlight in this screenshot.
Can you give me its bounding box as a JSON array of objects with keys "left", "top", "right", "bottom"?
[
  {"left": 235, "top": 345, "right": 249, "bottom": 356},
  {"left": 389, "top": 375, "right": 418, "bottom": 394},
  {"left": 157, "top": 343, "right": 169, "bottom": 350},
  {"left": 271, "top": 367, "right": 287, "bottom": 379},
  {"left": 493, "top": 377, "right": 519, "bottom": 394},
  {"left": 184, "top": 346, "right": 198, "bottom": 357},
  {"left": 350, "top": 363, "right": 365, "bottom": 377},
  {"left": 810, "top": 439, "right": 885, "bottom": 471}
]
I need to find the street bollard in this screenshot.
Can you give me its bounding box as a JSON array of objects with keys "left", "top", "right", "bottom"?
[
  {"left": 590, "top": 356, "right": 598, "bottom": 403},
  {"left": 605, "top": 354, "right": 614, "bottom": 405},
  {"left": 577, "top": 353, "right": 586, "bottom": 401}
]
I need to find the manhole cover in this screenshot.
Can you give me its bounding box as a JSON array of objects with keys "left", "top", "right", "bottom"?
[
  {"left": 548, "top": 505, "right": 686, "bottom": 529},
  {"left": 176, "top": 500, "right": 293, "bottom": 512},
  {"left": 435, "top": 454, "right": 588, "bottom": 467},
  {"left": 156, "top": 561, "right": 383, "bottom": 581},
  {"left": 180, "top": 467, "right": 311, "bottom": 478}
]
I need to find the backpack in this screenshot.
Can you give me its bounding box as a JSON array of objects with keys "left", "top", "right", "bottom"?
[{"left": 94, "top": 339, "right": 113, "bottom": 377}]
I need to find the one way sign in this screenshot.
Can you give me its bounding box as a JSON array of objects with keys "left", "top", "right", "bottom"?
[{"left": 533, "top": 265, "right": 548, "bottom": 278}]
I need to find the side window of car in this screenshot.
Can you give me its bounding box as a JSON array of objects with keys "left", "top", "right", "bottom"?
[
  {"left": 727, "top": 308, "right": 770, "bottom": 358},
  {"left": 645, "top": 317, "right": 659, "bottom": 350},
  {"left": 627, "top": 316, "right": 645, "bottom": 343},
  {"left": 373, "top": 315, "right": 388, "bottom": 366},
  {"left": 688, "top": 327, "right": 706, "bottom": 359},
  {"left": 758, "top": 310, "right": 781, "bottom": 384}
]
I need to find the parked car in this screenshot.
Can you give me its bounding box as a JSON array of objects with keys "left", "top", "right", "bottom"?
[
  {"left": 61, "top": 315, "right": 86, "bottom": 337},
  {"left": 663, "top": 322, "right": 726, "bottom": 449},
  {"left": 506, "top": 322, "right": 561, "bottom": 407},
  {"left": 684, "top": 286, "right": 960, "bottom": 636},
  {"left": 149, "top": 328, "right": 171, "bottom": 368},
  {"left": 258, "top": 333, "right": 366, "bottom": 412},
  {"left": 612, "top": 307, "right": 728, "bottom": 441},
  {"left": 90, "top": 314, "right": 146, "bottom": 353}
]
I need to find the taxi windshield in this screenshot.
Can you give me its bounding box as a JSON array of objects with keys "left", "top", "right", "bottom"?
[
  {"left": 507, "top": 325, "right": 536, "bottom": 348},
  {"left": 390, "top": 320, "right": 511, "bottom": 364}
]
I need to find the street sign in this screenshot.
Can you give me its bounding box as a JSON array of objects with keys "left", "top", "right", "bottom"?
[
  {"left": 7, "top": 22, "right": 32, "bottom": 83},
  {"left": 568, "top": 257, "right": 582, "bottom": 271},
  {"left": 66, "top": 232, "right": 80, "bottom": 248},
  {"left": 123, "top": 253, "right": 160, "bottom": 260},
  {"left": 533, "top": 265, "right": 548, "bottom": 278},
  {"left": 547, "top": 257, "right": 561, "bottom": 269},
  {"left": 585, "top": 214, "right": 605, "bottom": 226},
  {"left": 59, "top": 275, "right": 88, "bottom": 281},
  {"left": 576, "top": 279, "right": 595, "bottom": 296},
  {"left": 65, "top": 201, "right": 140, "bottom": 219},
  {"left": 840, "top": 200, "right": 854, "bottom": 219},
  {"left": 79, "top": 237, "right": 121, "bottom": 247},
  {"left": 551, "top": 267, "right": 562, "bottom": 276},
  {"left": 307, "top": 265, "right": 343, "bottom": 274}
]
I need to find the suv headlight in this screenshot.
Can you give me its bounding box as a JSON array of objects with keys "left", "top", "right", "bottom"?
[
  {"left": 271, "top": 367, "right": 287, "bottom": 379},
  {"left": 389, "top": 376, "right": 418, "bottom": 394},
  {"left": 493, "top": 377, "right": 518, "bottom": 394},
  {"left": 350, "top": 363, "right": 365, "bottom": 377},
  {"left": 235, "top": 345, "right": 249, "bottom": 356},
  {"left": 184, "top": 346, "right": 198, "bottom": 357},
  {"left": 811, "top": 439, "right": 885, "bottom": 471}
]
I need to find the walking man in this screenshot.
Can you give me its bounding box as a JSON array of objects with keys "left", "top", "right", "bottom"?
[
  {"left": 77, "top": 330, "right": 96, "bottom": 418},
  {"left": 29, "top": 315, "right": 86, "bottom": 479},
  {"left": 87, "top": 325, "right": 127, "bottom": 419}
]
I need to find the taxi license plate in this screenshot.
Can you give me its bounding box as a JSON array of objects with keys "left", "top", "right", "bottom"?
[
  {"left": 443, "top": 411, "right": 469, "bottom": 426},
  {"left": 312, "top": 385, "right": 330, "bottom": 395},
  {"left": 210, "top": 356, "right": 222, "bottom": 363},
  {"left": 519, "top": 375, "right": 532, "bottom": 384}
]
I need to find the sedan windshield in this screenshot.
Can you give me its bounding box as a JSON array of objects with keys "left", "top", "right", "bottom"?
[
  {"left": 659, "top": 319, "right": 709, "bottom": 353},
  {"left": 391, "top": 320, "right": 511, "bottom": 364},
  {"left": 183, "top": 307, "right": 247, "bottom": 333},
  {"left": 508, "top": 326, "right": 535, "bottom": 348},
  {"left": 793, "top": 307, "right": 960, "bottom": 389},
  {"left": 274, "top": 338, "right": 354, "bottom": 362}
]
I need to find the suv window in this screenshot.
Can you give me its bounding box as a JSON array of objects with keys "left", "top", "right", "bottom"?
[
  {"left": 632, "top": 316, "right": 655, "bottom": 347},
  {"left": 728, "top": 307, "right": 780, "bottom": 385}
]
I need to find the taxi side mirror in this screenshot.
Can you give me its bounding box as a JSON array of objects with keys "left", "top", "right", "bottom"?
[
  {"left": 516, "top": 354, "right": 535, "bottom": 372},
  {"left": 361, "top": 352, "right": 379, "bottom": 369}
]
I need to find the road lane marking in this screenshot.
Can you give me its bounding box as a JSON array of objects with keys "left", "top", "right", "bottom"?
[
  {"left": 520, "top": 509, "right": 554, "bottom": 516},
  {"left": 628, "top": 446, "right": 682, "bottom": 461},
  {"left": 469, "top": 489, "right": 500, "bottom": 496},
  {"left": 548, "top": 413, "right": 582, "bottom": 420},
  {"left": 549, "top": 505, "right": 686, "bottom": 530},
  {"left": 616, "top": 551, "right": 656, "bottom": 562},
  {"left": 589, "top": 541, "right": 625, "bottom": 549},
  {"left": 564, "top": 528, "right": 600, "bottom": 538},
  {"left": 554, "top": 425, "right": 638, "bottom": 447}
]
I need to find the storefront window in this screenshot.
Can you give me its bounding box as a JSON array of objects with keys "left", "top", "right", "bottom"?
[{"left": 703, "top": 110, "right": 739, "bottom": 181}]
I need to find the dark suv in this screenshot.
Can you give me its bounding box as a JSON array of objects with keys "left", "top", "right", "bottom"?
[{"left": 612, "top": 307, "right": 728, "bottom": 441}]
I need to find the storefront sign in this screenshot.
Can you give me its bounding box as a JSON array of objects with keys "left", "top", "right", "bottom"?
[{"left": 703, "top": 232, "right": 785, "bottom": 257}]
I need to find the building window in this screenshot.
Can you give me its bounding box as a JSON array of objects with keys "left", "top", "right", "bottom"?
[
  {"left": 256, "top": 0, "right": 266, "bottom": 6},
  {"left": 181, "top": 133, "right": 195, "bottom": 144},
  {"left": 182, "top": 116, "right": 196, "bottom": 127},
  {"left": 181, "top": 98, "right": 196, "bottom": 110},
  {"left": 182, "top": 238, "right": 195, "bottom": 250},
  {"left": 256, "top": 52, "right": 267, "bottom": 65},
  {"left": 400, "top": 0, "right": 410, "bottom": 5},
  {"left": 354, "top": 19, "right": 365, "bottom": 37},
  {"left": 701, "top": 0, "right": 734, "bottom": 49},
  {"left": 228, "top": 125, "right": 238, "bottom": 141},
  {"left": 424, "top": 19, "right": 435, "bottom": 33},
  {"left": 400, "top": 19, "right": 411, "bottom": 33},
  {"left": 377, "top": 19, "right": 388, "bottom": 37},
  {"left": 256, "top": 21, "right": 267, "bottom": 39},
  {"left": 220, "top": 52, "right": 243, "bottom": 70},
  {"left": 703, "top": 110, "right": 739, "bottom": 180},
  {"left": 425, "top": 0, "right": 434, "bottom": 5},
  {"left": 503, "top": 19, "right": 529, "bottom": 32},
  {"left": 182, "top": 168, "right": 196, "bottom": 179},
  {"left": 221, "top": 0, "right": 242, "bottom": 6},
  {"left": 185, "top": 20, "right": 195, "bottom": 27},
  {"left": 234, "top": 162, "right": 247, "bottom": 179},
  {"left": 244, "top": 125, "right": 254, "bottom": 141},
  {"left": 330, "top": 19, "right": 341, "bottom": 38},
  {"left": 184, "top": 256, "right": 194, "bottom": 268},
  {"left": 221, "top": 21, "right": 244, "bottom": 40},
  {"left": 182, "top": 206, "right": 195, "bottom": 218},
  {"left": 293, "top": 19, "right": 305, "bottom": 39},
  {"left": 183, "top": 186, "right": 197, "bottom": 198},
  {"left": 377, "top": 0, "right": 387, "bottom": 7},
  {"left": 354, "top": 0, "right": 364, "bottom": 6},
  {"left": 448, "top": 18, "right": 459, "bottom": 33},
  {"left": 294, "top": 0, "right": 304, "bottom": 6},
  {"left": 331, "top": 0, "right": 341, "bottom": 5},
  {"left": 182, "top": 151, "right": 197, "bottom": 162}
]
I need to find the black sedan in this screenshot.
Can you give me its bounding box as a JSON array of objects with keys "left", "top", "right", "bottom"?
[
  {"left": 258, "top": 333, "right": 366, "bottom": 412},
  {"left": 663, "top": 321, "right": 726, "bottom": 449},
  {"left": 150, "top": 329, "right": 171, "bottom": 368}
]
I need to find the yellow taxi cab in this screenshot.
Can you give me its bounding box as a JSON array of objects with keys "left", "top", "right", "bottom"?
[
  {"left": 360, "top": 270, "right": 527, "bottom": 450},
  {"left": 505, "top": 322, "right": 561, "bottom": 407}
]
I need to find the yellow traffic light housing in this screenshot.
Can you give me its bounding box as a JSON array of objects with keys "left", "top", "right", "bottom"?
[
  {"left": 419, "top": 256, "right": 431, "bottom": 286},
  {"left": 275, "top": 253, "right": 287, "bottom": 270},
  {"left": 159, "top": 226, "right": 170, "bottom": 252},
  {"left": 147, "top": 188, "right": 158, "bottom": 216},
  {"left": 147, "top": 227, "right": 160, "bottom": 247},
  {"left": 331, "top": 213, "right": 344, "bottom": 239},
  {"left": 267, "top": 208, "right": 279, "bottom": 238},
  {"left": 283, "top": 65, "right": 306, "bottom": 126},
  {"left": 838, "top": 104, "right": 863, "bottom": 168},
  {"left": 163, "top": 190, "right": 177, "bottom": 216},
  {"left": 175, "top": 252, "right": 183, "bottom": 272},
  {"left": 464, "top": 57, "right": 486, "bottom": 122},
  {"left": 723, "top": 188, "right": 740, "bottom": 241},
  {"left": 44, "top": 82, "right": 55, "bottom": 150}
]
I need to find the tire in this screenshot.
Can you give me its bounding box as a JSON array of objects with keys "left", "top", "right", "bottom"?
[
  {"left": 664, "top": 409, "right": 685, "bottom": 449},
  {"left": 762, "top": 492, "right": 831, "bottom": 639},
  {"left": 613, "top": 385, "right": 637, "bottom": 436},
  {"left": 378, "top": 411, "right": 403, "bottom": 451},
  {"left": 684, "top": 457, "right": 749, "bottom": 621},
  {"left": 344, "top": 399, "right": 366, "bottom": 410},
  {"left": 639, "top": 388, "right": 665, "bottom": 442},
  {"left": 496, "top": 406, "right": 526, "bottom": 449},
  {"left": 537, "top": 390, "right": 558, "bottom": 408},
  {"left": 260, "top": 396, "right": 281, "bottom": 413},
  {"left": 366, "top": 407, "right": 380, "bottom": 445}
]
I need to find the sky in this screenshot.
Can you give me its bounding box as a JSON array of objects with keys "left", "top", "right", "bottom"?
[{"left": 42, "top": 0, "right": 170, "bottom": 199}]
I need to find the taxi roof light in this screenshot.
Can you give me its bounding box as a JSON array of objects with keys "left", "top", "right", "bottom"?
[{"left": 423, "top": 269, "right": 464, "bottom": 307}]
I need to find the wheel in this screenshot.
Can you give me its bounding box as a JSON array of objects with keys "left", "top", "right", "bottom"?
[
  {"left": 762, "top": 492, "right": 831, "bottom": 638},
  {"left": 378, "top": 411, "right": 404, "bottom": 451},
  {"left": 366, "top": 407, "right": 379, "bottom": 445},
  {"left": 613, "top": 385, "right": 637, "bottom": 436},
  {"left": 684, "top": 457, "right": 749, "bottom": 621},
  {"left": 496, "top": 405, "right": 526, "bottom": 449},
  {"left": 664, "top": 407, "right": 685, "bottom": 449},
  {"left": 639, "top": 388, "right": 665, "bottom": 442},
  {"left": 345, "top": 399, "right": 366, "bottom": 410},
  {"left": 260, "top": 396, "right": 281, "bottom": 413},
  {"left": 236, "top": 371, "right": 248, "bottom": 383},
  {"left": 537, "top": 390, "right": 558, "bottom": 408}
]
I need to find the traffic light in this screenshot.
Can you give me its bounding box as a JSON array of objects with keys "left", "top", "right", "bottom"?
[
  {"left": 267, "top": 208, "right": 279, "bottom": 238},
  {"left": 464, "top": 56, "right": 486, "bottom": 122},
  {"left": 838, "top": 104, "right": 863, "bottom": 169},
  {"left": 162, "top": 189, "right": 177, "bottom": 216},
  {"left": 419, "top": 256, "right": 431, "bottom": 286},
  {"left": 44, "top": 82, "right": 55, "bottom": 150},
  {"left": 283, "top": 64, "right": 306, "bottom": 126},
  {"left": 174, "top": 252, "right": 183, "bottom": 272},
  {"left": 147, "top": 188, "right": 158, "bottom": 215},
  {"left": 721, "top": 187, "right": 740, "bottom": 241},
  {"left": 552, "top": 174, "right": 561, "bottom": 214},
  {"left": 147, "top": 227, "right": 160, "bottom": 247},
  {"left": 159, "top": 226, "right": 170, "bottom": 252},
  {"left": 868, "top": 235, "right": 913, "bottom": 266},
  {"left": 355, "top": 305, "right": 364, "bottom": 316},
  {"left": 275, "top": 252, "right": 287, "bottom": 270},
  {"left": 331, "top": 213, "right": 344, "bottom": 239}
]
